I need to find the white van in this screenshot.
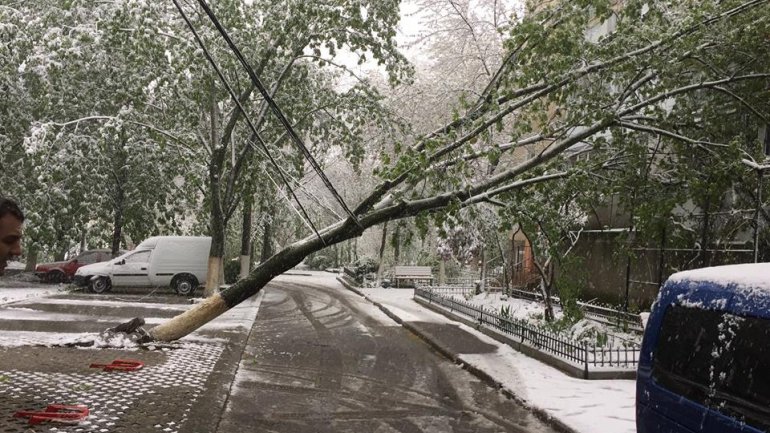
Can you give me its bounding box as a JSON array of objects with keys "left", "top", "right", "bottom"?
[{"left": 74, "top": 236, "right": 211, "bottom": 295}]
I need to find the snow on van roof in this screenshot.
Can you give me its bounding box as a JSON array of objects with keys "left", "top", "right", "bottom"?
[
  {"left": 667, "top": 263, "right": 770, "bottom": 291},
  {"left": 137, "top": 236, "right": 211, "bottom": 248}
]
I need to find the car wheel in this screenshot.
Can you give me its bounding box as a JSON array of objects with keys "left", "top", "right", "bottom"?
[
  {"left": 89, "top": 276, "right": 111, "bottom": 294},
  {"left": 172, "top": 274, "right": 198, "bottom": 296},
  {"left": 47, "top": 271, "right": 64, "bottom": 284}
]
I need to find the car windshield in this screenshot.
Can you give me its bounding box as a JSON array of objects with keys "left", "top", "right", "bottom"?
[{"left": 112, "top": 249, "right": 151, "bottom": 263}]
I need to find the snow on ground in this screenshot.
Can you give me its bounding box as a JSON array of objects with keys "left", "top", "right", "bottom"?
[
  {"left": 29, "top": 298, "right": 191, "bottom": 311},
  {"left": 360, "top": 286, "right": 636, "bottom": 433},
  {"left": 0, "top": 286, "right": 64, "bottom": 305},
  {"left": 275, "top": 271, "right": 403, "bottom": 326},
  {"left": 452, "top": 290, "right": 547, "bottom": 321},
  {"left": 0, "top": 330, "right": 94, "bottom": 347},
  {"left": 0, "top": 288, "right": 265, "bottom": 349},
  {"left": 453, "top": 291, "right": 642, "bottom": 347},
  {"left": 5, "top": 260, "right": 25, "bottom": 271}
]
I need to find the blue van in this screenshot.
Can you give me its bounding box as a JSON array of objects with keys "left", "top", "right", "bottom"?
[{"left": 637, "top": 263, "right": 770, "bottom": 433}]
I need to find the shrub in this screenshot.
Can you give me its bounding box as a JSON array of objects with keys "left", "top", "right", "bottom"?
[
  {"left": 555, "top": 257, "right": 586, "bottom": 324},
  {"left": 499, "top": 305, "right": 511, "bottom": 319},
  {"left": 352, "top": 256, "right": 378, "bottom": 278},
  {"left": 305, "top": 253, "right": 334, "bottom": 270},
  {"left": 224, "top": 259, "right": 241, "bottom": 284}
]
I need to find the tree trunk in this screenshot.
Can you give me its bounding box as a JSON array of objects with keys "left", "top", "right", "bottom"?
[
  {"left": 111, "top": 194, "right": 123, "bottom": 257},
  {"left": 239, "top": 197, "right": 253, "bottom": 279},
  {"left": 479, "top": 246, "right": 487, "bottom": 292},
  {"left": 259, "top": 198, "right": 273, "bottom": 263},
  {"left": 539, "top": 264, "right": 555, "bottom": 322},
  {"left": 24, "top": 247, "right": 38, "bottom": 272},
  {"left": 205, "top": 225, "right": 225, "bottom": 297},
  {"left": 495, "top": 233, "right": 510, "bottom": 292},
  {"left": 111, "top": 130, "right": 128, "bottom": 257},
  {"left": 376, "top": 221, "right": 388, "bottom": 283},
  {"left": 699, "top": 194, "right": 711, "bottom": 267},
  {"left": 80, "top": 225, "right": 87, "bottom": 252},
  {"left": 205, "top": 147, "right": 226, "bottom": 297},
  {"left": 54, "top": 224, "right": 66, "bottom": 261},
  {"left": 393, "top": 223, "right": 401, "bottom": 265},
  {"left": 439, "top": 259, "right": 446, "bottom": 285}
]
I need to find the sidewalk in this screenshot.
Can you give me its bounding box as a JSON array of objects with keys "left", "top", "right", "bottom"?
[
  {"left": 344, "top": 283, "right": 636, "bottom": 433},
  {"left": 0, "top": 287, "right": 264, "bottom": 433}
]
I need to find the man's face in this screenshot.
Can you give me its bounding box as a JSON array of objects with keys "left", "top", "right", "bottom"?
[{"left": 0, "top": 214, "right": 23, "bottom": 276}]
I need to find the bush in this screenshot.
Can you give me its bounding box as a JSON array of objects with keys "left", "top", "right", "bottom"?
[
  {"left": 224, "top": 259, "right": 241, "bottom": 284},
  {"left": 555, "top": 257, "right": 586, "bottom": 323},
  {"left": 352, "top": 256, "right": 378, "bottom": 279},
  {"left": 305, "top": 253, "right": 334, "bottom": 270}
]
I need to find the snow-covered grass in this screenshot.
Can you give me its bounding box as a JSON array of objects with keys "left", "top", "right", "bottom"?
[
  {"left": 449, "top": 291, "right": 642, "bottom": 348},
  {"left": 0, "top": 286, "right": 65, "bottom": 305}
]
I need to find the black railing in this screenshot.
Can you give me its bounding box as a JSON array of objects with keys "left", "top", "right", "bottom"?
[
  {"left": 578, "top": 301, "right": 644, "bottom": 331},
  {"left": 440, "top": 277, "right": 501, "bottom": 288},
  {"left": 506, "top": 288, "right": 643, "bottom": 331},
  {"left": 415, "top": 288, "right": 639, "bottom": 372},
  {"left": 342, "top": 266, "right": 361, "bottom": 284},
  {"left": 419, "top": 285, "right": 475, "bottom": 296}
]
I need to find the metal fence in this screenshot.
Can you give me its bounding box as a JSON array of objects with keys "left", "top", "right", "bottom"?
[
  {"left": 578, "top": 301, "right": 644, "bottom": 331},
  {"left": 415, "top": 288, "right": 639, "bottom": 373},
  {"left": 420, "top": 286, "right": 643, "bottom": 331},
  {"left": 506, "top": 288, "right": 644, "bottom": 331},
  {"left": 343, "top": 266, "right": 361, "bottom": 284},
  {"left": 420, "top": 286, "right": 474, "bottom": 296}
]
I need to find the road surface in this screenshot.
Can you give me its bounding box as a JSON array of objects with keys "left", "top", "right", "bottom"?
[{"left": 218, "top": 277, "right": 559, "bottom": 433}]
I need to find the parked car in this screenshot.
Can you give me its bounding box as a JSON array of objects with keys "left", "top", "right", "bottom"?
[
  {"left": 74, "top": 236, "right": 211, "bottom": 295},
  {"left": 35, "top": 249, "right": 123, "bottom": 284},
  {"left": 637, "top": 263, "right": 770, "bottom": 433}
]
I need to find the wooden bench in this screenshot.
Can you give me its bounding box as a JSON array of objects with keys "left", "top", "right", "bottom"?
[{"left": 393, "top": 266, "right": 434, "bottom": 288}]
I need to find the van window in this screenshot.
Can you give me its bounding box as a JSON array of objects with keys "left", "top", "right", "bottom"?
[
  {"left": 125, "top": 250, "right": 151, "bottom": 264},
  {"left": 653, "top": 305, "right": 770, "bottom": 431}
]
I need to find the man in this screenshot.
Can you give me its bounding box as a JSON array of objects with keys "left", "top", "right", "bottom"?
[{"left": 0, "top": 197, "right": 24, "bottom": 276}]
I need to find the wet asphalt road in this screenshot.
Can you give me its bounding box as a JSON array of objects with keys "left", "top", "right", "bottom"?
[{"left": 218, "top": 279, "right": 559, "bottom": 433}]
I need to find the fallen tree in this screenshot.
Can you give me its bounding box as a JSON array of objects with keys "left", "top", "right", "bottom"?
[{"left": 143, "top": 0, "right": 770, "bottom": 342}]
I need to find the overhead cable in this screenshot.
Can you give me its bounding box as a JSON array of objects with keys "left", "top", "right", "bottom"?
[
  {"left": 170, "top": 0, "right": 325, "bottom": 244},
  {"left": 196, "top": 0, "right": 364, "bottom": 230}
]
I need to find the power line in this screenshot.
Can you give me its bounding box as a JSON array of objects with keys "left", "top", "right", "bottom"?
[
  {"left": 195, "top": 0, "right": 363, "bottom": 230},
  {"left": 170, "top": 0, "right": 325, "bottom": 244}
]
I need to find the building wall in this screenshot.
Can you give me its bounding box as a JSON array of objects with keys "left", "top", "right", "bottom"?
[
  {"left": 567, "top": 232, "right": 660, "bottom": 309},
  {"left": 567, "top": 231, "right": 757, "bottom": 310}
]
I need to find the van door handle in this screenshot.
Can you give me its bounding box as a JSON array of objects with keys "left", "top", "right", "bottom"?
[{"left": 141, "top": 267, "right": 147, "bottom": 270}]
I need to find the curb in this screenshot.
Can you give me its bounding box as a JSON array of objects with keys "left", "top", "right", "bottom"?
[{"left": 336, "top": 277, "right": 578, "bottom": 433}]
